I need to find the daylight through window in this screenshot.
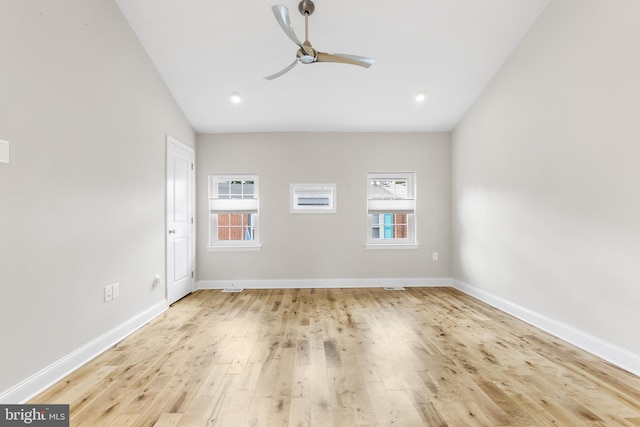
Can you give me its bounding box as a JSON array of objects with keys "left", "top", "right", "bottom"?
[
  {"left": 367, "top": 173, "right": 417, "bottom": 248},
  {"left": 208, "top": 175, "right": 260, "bottom": 250}
]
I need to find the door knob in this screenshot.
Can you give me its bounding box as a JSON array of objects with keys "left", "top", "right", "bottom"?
[{"left": 168, "top": 229, "right": 177, "bottom": 234}]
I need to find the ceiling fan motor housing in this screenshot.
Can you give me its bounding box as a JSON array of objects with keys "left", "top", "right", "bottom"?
[
  {"left": 263, "top": 2, "right": 374, "bottom": 80},
  {"left": 298, "top": 0, "right": 315, "bottom": 16}
]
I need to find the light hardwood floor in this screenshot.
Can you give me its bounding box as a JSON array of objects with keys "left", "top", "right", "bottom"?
[{"left": 32, "top": 288, "right": 640, "bottom": 426}]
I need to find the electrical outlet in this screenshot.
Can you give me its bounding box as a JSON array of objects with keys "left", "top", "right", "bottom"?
[
  {"left": 104, "top": 285, "right": 113, "bottom": 302},
  {"left": 432, "top": 252, "right": 439, "bottom": 261},
  {"left": 112, "top": 283, "right": 120, "bottom": 299}
]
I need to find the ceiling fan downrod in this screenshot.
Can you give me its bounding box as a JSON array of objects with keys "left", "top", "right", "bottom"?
[{"left": 298, "top": 0, "right": 314, "bottom": 43}]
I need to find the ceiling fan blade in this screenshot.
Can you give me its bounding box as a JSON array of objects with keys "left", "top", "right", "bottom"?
[
  {"left": 263, "top": 59, "right": 299, "bottom": 80},
  {"left": 316, "top": 52, "right": 375, "bottom": 68},
  {"left": 271, "top": 5, "right": 304, "bottom": 48}
]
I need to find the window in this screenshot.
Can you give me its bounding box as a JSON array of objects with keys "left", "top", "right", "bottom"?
[
  {"left": 208, "top": 175, "right": 260, "bottom": 250},
  {"left": 366, "top": 172, "right": 417, "bottom": 248},
  {"left": 290, "top": 184, "right": 336, "bottom": 213}
]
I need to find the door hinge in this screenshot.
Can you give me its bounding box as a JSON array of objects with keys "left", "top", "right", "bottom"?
[
  {"left": 191, "top": 217, "right": 194, "bottom": 224},
  {"left": 191, "top": 163, "right": 194, "bottom": 170},
  {"left": 191, "top": 271, "right": 194, "bottom": 278}
]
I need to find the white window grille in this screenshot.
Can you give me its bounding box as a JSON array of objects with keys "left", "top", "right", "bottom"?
[
  {"left": 208, "top": 175, "right": 260, "bottom": 250},
  {"left": 366, "top": 172, "right": 417, "bottom": 248}
]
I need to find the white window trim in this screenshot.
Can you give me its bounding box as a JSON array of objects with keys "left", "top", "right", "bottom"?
[
  {"left": 207, "top": 244, "right": 261, "bottom": 252},
  {"left": 366, "top": 172, "right": 418, "bottom": 249},
  {"left": 208, "top": 174, "right": 261, "bottom": 251},
  {"left": 290, "top": 183, "right": 337, "bottom": 213},
  {"left": 365, "top": 243, "right": 419, "bottom": 250}
]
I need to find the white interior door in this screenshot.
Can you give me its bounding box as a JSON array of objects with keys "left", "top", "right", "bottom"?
[{"left": 167, "top": 136, "right": 195, "bottom": 304}]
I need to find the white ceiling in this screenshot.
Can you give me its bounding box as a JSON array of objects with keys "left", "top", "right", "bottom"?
[{"left": 115, "top": 0, "right": 549, "bottom": 134}]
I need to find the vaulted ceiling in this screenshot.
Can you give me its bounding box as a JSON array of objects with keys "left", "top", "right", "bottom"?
[{"left": 115, "top": 0, "right": 550, "bottom": 133}]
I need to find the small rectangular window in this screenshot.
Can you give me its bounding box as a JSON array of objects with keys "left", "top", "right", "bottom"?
[
  {"left": 366, "top": 173, "right": 417, "bottom": 248},
  {"left": 290, "top": 184, "right": 336, "bottom": 213},
  {"left": 209, "top": 175, "right": 260, "bottom": 250}
]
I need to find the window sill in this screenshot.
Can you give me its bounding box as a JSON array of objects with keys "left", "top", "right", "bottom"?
[
  {"left": 365, "top": 243, "right": 419, "bottom": 250},
  {"left": 207, "top": 244, "right": 262, "bottom": 252}
]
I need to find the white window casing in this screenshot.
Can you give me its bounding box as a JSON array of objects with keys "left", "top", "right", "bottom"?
[
  {"left": 366, "top": 172, "right": 418, "bottom": 249},
  {"left": 208, "top": 174, "right": 261, "bottom": 251}
]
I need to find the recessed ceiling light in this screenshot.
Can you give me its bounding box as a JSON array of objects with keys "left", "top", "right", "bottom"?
[
  {"left": 415, "top": 91, "right": 427, "bottom": 103},
  {"left": 230, "top": 93, "right": 242, "bottom": 104}
]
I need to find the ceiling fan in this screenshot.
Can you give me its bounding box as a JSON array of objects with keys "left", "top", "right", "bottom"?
[{"left": 264, "top": 0, "right": 375, "bottom": 80}]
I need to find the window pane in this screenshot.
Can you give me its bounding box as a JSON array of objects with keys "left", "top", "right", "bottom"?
[
  {"left": 369, "top": 179, "right": 409, "bottom": 199},
  {"left": 384, "top": 214, "right": 393, "bottom": 238},
  {"left": 217, "top": 180, "right": 231, "bottom": 199},
  {"left": 392, "top": 180, "right": 408, "bottom": 199},
  {"left": 217, "top": 179, "right": 255, "bottom": 199},
  {"left": 217, "top": 213, "right": 255, "bottom": 241},
  {"left": 370, "top": 213, "right": 409, "bottom": 239},
  {"left": 243, "top": 181, "right": 254, "bottom": 198},
  {"left": 230, "top": 181, "right": 243, "bottom": 197},
  {"left": 369, "top": 180, "right": 383, "bottom": 199},
  {"left": 395, "top": 213, "right": 408, "bottom": 238}
]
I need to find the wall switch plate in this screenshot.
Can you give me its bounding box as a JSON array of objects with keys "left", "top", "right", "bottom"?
[
  {"left": 154, "top": 275, "right": 162, "bottom": 287},
  {"left": 112, "top": 283, "right": 120, "bottom": 299},
  {"left": 0, "top": 140, "right": 9, "bottom": 164},
  {"left": 432, "top": 252, "right": 439, "bottom": 261},
  {"left": 104, "top": 285, "right": 113, "bottom": 302}
]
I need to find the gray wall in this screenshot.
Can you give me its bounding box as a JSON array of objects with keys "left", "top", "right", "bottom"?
[
  {"left": 197, "top": 132, "right": 450, "bottom": 282},
  {"left": 0, "top": 0, "right": 194, "bottom": 394},
  {"left": 452, "top": 0, "right": 640, "bottom": 355}
]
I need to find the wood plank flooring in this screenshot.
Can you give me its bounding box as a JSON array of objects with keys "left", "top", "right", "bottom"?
[{"left": 31, "top": 287, "right": 640, "bottom": 426}]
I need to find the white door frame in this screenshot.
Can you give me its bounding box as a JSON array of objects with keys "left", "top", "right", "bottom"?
[{"left": 166, "top": 135, "right": 195, "bottom": 304}]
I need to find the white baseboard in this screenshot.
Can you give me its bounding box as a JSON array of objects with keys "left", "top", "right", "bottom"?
[
  {"left": 0, "top": 300, "right": 168, "bottom": 404},
  {"left": 451, "top": 279, "right": 640, "bottom": 377},
  {"left": 197, "top": 277, "right": 452, "bottom": 290}
]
